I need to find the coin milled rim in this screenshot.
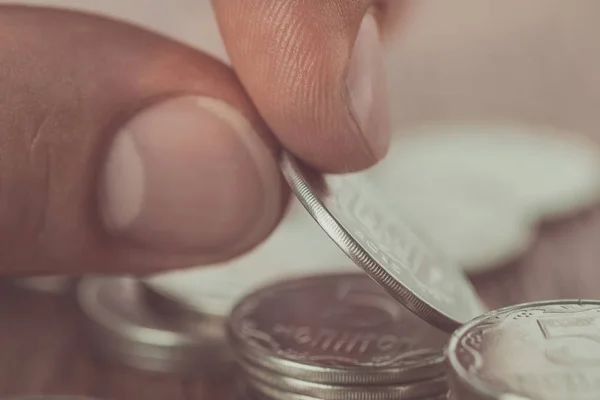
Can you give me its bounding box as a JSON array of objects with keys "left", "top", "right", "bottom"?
[
  {"left": 280, "top": 152, "right": 483, "bottom": 332},
  {"left": 242, "top": 360, "right": 449, "bottom": 400},
  {"left": 232, "top": 344, "right": 446, "bottom": 386},
  {"left": 446, "top": 299, "right": 600, "bottom": 399},
  {"left": 246, "top": 379, "right": 449, "bottom": 400}
]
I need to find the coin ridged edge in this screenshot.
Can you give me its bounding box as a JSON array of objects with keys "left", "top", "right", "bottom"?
[
  {"left": 229, "top": 328, "right": 446, "bottom": 385},
  {"left": 240, "top": 357, "right": 448, "bottom": 400},
  {"left": 245, "top": 376, "right": 449, "bottom": 400},
  {"left": 280, "top": 153, "right": 463, "bottom": 333},
  {"left": 240, "top": 347, "right": 445, "bottom": 385}
]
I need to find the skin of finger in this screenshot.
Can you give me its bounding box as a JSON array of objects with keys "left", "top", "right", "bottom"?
[
  {"left": 212, "top": 0, "right": 394, "bottom": 173},
  {"left": 0, "top": 6, "right": 288, "bottom": 276}
]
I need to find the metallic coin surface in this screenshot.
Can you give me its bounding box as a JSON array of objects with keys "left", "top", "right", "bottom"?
[
  {"left": 244, "top": 370, "right": 447, "bottom": 400},
  {"left": 241, "top": 358, "right": 448, "bottom": 400},
  {"left": 280, "top": 152, "right": 485, "bottom": 332},
  {"left": 228, "top": 273, "right": 448, "bottom": 384},
  {"left": 77, "top": 276, "right": 232, "bottom": 374},
  {"left": 447, "top": 300, "right": 600, "bottom": 400}
]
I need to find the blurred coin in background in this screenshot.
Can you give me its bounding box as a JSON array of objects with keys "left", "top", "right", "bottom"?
[
  {"left": 143, "top": 199, "right": 358, "bottom": 325},
  {"left": 367, "top": 122, "right": 600, "bottom": 273},
  {"left": 77, "top": 276, "right": 233, "bottom": 375}
]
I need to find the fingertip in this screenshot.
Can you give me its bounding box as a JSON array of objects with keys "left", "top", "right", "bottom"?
[{"left": 212, "top": 0, "right": 391, "bottom": 174}]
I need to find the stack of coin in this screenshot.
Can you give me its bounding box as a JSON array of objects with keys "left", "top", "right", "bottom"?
[
  {"left": 228, "top": 273, "right": 451, "bottom": 400},
  {"left": 277, "top": 153, "right": 600, "bottom": 400},
  {"left": 77, "top": 276, "right": 233, "bottom": 375}
]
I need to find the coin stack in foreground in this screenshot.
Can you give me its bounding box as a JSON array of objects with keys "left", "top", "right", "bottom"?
[{"left": 228, "top": 273, "right": 450, "bottom": 400}]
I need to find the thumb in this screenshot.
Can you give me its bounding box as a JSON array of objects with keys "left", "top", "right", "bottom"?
[{"left": 0, "top": 6, "right": 287, "bottom": 275}]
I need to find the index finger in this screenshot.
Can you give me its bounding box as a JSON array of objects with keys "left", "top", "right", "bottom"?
[{"left": 212, "top": 0, "right": 402, "bottom": 173}]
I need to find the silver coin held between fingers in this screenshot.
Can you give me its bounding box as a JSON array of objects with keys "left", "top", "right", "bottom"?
[
  {"left": 447, "top": 300, "right": 600, "bottom": 400},
  {"left": 280, "top": 152, "right": 485, "bottom": 332},
  {"left": 228, "top": 273, "right": 449, "bottom": 385}
]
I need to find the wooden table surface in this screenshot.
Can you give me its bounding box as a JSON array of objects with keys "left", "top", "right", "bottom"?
[{"left": 1, "top": 206, "right": 600, "bottom": 399}]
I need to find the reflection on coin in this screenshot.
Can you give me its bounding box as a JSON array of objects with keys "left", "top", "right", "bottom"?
[
  {"left": 77, "top": 276, "right": 232, "bottom": 375},
  {"left": 280, "top": 152, "right": 485, "bottom": 332},
  {"left": 228, "top": 273, "right": 448, "bottom": 385},
  {"left": 447, "top": 300, "right": 600, "bottom": 400},
  {"left": 242, "top": 358, "right": 448, "bottom": 400}
]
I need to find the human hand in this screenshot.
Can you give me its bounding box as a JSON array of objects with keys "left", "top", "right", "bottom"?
[{"left": 0, "top": 1, "right": 404, "bottom": 275}]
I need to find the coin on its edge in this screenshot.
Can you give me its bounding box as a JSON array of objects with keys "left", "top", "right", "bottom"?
[
  {"left": 447, "top": 300, "right": 600, "bottom": 400},
  {"left": 280, "top": 152, "right": 486, "bottom": 332}
]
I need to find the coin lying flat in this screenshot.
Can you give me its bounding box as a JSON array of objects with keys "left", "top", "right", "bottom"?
[
  {"left": 280, "top": 152, "right": 486, "bottom": 332},
  {"left": 144, "top": 199, "right": 357, "bottom": 320},
  {"left": 447, "top": 300, "right": 600, "bottom": 400},
  {"left": 228, "top": 273, "right": 448, "bottom": 385},
  {"left": 77, "top": 276, "right": 232, "bottom": 375}
]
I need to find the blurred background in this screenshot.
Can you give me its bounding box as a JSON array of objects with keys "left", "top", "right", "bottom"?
[{"left": 3, "top": 1, "right": 600, "bottom": 399}]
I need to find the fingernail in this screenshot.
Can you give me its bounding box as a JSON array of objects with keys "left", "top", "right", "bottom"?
[
  {"left": 347, "top": 13, "right": 390, "bottom": 159},
  {"left": 99, "top": 96, "right": 282, "bottom": 254}
]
